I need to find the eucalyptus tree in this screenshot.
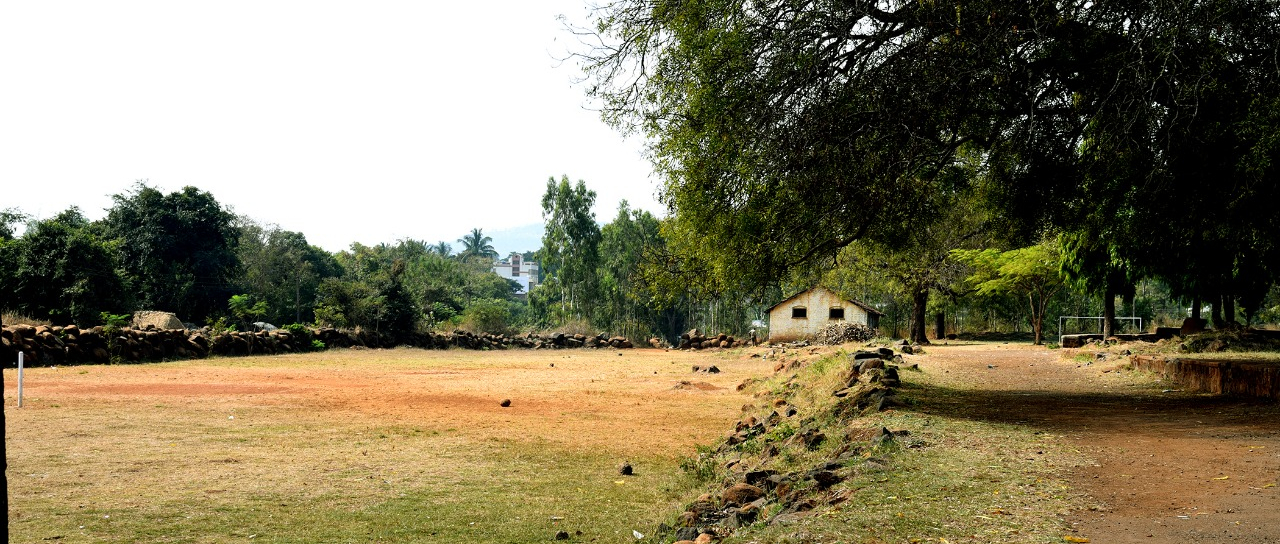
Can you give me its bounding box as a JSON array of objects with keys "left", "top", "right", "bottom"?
[
  {"left": 598, "top": 200, "right": 666, "bottom": 339},
  {"left": 539, "top": 175, "right": 602, "bottom": 324}
]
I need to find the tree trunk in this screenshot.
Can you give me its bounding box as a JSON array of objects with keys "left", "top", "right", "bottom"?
[
  {"left": 1102, "top": 287, "right": 1116, "bottom": 338},
  {"left": 294, "top": 278, "right": 302, "bottom": 324},
  {"left": 1, "top": 311, "right": 7, "bottom": 525},
  {"left": 909, "top": 288, "right": 929, "bottom": 345},
  {"left": 934, "top": 311, "right": 946, "bottom": 340},
  {"left": 1211, "top": 297, "right": 1224, "bottom": 329},
  {"left": 1192, "top": 295, "right": 1202, "bottom": 320},
  {"left": 1030, "top": 293, "right": 1043, "bottom": 345},
  {"left": 1222, "top": 294, "right": 1236, "bottom": 329}
]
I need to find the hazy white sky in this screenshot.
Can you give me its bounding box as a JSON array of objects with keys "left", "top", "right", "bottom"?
[{"left": 1, "top": 1, "right": 662, "bottom": 255}]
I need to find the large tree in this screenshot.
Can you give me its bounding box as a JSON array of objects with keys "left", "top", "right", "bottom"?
[
  {"left": 829, "top": 192, "right": 991, "bottom": 344},
  {"left": 575, "top": 0, "right": 1280, "bottom": 304},
  {"left": 102, "top": 183, "right": 241, "bottom": 323}
]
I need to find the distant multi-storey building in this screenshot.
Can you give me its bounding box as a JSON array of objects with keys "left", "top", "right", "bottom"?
[{"left": 492, "top": 254, "right": 540, "bottom": 296}]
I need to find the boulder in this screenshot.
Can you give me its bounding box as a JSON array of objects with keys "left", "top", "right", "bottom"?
[
  {"left": 132, "top": 311, "right": 185, "bottom": 330},
  {"left": 721, "top": 483, "right": 765, "bottom": 506}
]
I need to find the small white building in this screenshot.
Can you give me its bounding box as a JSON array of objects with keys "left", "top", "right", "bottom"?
[
  {"left": 492, "top": 254, "right": 540, "bottom": 296},
  {"left": 766, "top": 286, "right": 882, "bottom": 342}
]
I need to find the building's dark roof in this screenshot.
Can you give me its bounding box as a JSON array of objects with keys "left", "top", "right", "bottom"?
[{"left": 765, "top": 285, "right": 884, "bottom": 317}]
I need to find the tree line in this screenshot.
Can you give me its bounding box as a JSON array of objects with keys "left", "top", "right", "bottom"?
[{"left": 3, "top": 172, "right": 1277, "bottom": 346}]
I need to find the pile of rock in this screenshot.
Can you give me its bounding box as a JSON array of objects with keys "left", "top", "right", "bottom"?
[
  {"left": 510, "top": 331, "right": 633, "bottom": 349},
  {"left": 651, "top": 347, "right": 912, "bottom": 541},
  {"left": 679, "top": 329, "right": 749, "bottom": 350},
  {"left": 815, "top": 322, "right": 876, "bottom": 345}
]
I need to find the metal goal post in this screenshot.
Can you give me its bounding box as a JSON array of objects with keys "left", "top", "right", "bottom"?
[{"left": 1057, "top": 316, "right": 1144, "bottom": 345}]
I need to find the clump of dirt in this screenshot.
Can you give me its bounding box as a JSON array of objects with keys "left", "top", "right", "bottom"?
[{"left": 674, "top": 381, "right": 722, "bottom": 391}]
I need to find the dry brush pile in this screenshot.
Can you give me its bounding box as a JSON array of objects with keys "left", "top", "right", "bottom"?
[{"left": 815, "top": 322, "right": 877, "bottom": 345}]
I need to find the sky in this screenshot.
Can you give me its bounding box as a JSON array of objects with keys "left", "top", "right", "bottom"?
[{"left": 0, "top": 1, "right": 663, "bottom": 256}]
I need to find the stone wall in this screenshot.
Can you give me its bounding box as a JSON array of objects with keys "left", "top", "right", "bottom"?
[
  {"left": 1, "top": 325, "right": 635, "bottom": 367},
  {"left": 1130, "top": 355, "right": 1280, "bottom": 401}
]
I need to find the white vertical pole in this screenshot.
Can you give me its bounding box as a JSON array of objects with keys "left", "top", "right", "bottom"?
[{"left": 17, "top": 350, "right": 24, "bottom": 408}]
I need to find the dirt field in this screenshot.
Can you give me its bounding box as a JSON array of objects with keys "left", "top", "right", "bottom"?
[
  {"left": 914, "top": 343, "right": 1280, "bottom": 544},
  {"left": 3, "top": 347, "right": 772, "bottom": 542}
]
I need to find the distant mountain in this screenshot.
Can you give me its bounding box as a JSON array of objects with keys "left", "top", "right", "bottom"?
[{"left": 488, "top": 223, "right": 545, "bottom": 258}]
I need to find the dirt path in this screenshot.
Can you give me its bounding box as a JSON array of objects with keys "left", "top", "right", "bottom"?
[{"left": 914, "top": 343, "right": 1280, "bottom": 543}]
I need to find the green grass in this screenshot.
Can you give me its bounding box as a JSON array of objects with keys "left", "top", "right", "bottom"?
[{"left": 11, "top": 423, "right": 698, "bottom": 543}]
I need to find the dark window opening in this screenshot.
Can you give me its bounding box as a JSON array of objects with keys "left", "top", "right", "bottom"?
[
  {"left": 791, "top": 307, "right": 807, "bottom": 319},
  {"left": 829, "top": 307, "right": 845, "bottom": 320}
]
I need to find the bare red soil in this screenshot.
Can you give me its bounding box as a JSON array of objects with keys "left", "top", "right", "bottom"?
[{"left": 917, "top": 344, "right": 1280, "bottom": 543}]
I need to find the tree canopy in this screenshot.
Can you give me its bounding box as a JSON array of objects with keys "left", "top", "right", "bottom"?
[
  {"left": 102, "top": 183, "right": 241, "bottom": 323},
  {"left": 576, "top": 0, "right": 1280, "bottom": 305}
]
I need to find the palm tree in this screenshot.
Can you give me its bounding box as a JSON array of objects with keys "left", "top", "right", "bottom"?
[
  {"left": 457, "top": 228, "right": 498, "bottom": 261},
  {"left": 429, "top": 241, "right": 452, "bottom": 257}
]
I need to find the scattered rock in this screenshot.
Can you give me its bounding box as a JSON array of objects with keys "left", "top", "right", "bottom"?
[
  {"left": 721, "top": 483, "right": 765, "bottom": 506},
  {"left": 808, "top": 470, "right": 843, "bottom": 489},
  {"left": 674, "top": 527, "right": 701, "bottom": 540},
  {"left": 872, "top": 427, "right": 896, "bottom": 447}
]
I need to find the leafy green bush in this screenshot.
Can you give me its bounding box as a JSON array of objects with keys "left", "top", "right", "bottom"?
[
  {"left": 100, "top": 312, "right": 131, "bottom": 365},
  {"left": 206, "top": 316, "right": 236, "bottom": 335},
  {"left": 459, "top": 298, "right": 513, "bottom": 335}
]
